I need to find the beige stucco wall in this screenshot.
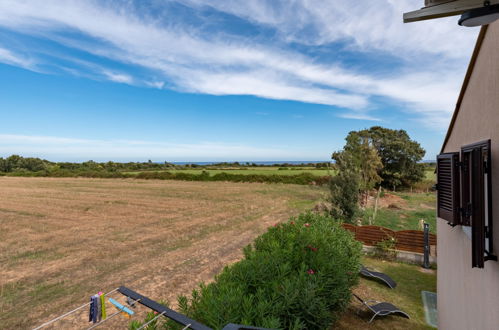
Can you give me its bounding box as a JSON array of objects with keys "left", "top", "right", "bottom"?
[{"left": 438, "top": 21, "right": 499, "bottom": 330}]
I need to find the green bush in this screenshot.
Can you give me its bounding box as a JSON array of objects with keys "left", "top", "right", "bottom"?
[
  {"left": 4, "top": 168, "right": 332, "bottom": 186},
  {"left": 374, "top": 237, "right": 397, "bottom": 260},
  {"left": 137, "top": 213, "right": 361, "bottom": 330},
  {"left": 329, "top": 172, "right": 360, "bottom": 223}
]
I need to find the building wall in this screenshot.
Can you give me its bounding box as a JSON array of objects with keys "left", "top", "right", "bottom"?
[{"left": 438, "top": 21, "right": 499, "bottom": 330}]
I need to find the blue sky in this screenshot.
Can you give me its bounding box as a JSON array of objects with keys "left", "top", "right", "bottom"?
[{"left": 0, "top": 1, "right": 480, "bottom": 162}]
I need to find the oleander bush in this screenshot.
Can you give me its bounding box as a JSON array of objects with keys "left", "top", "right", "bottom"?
[{"left": 132, "top": 213, "right": 361, "bottom": 330}]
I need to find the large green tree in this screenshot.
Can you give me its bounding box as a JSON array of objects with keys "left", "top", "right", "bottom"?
[
  {"left": 354, "top": 126, "right": 426, "bottom": 189},
  {"left": 330, "top": 131, "right": 383, "bottom": 222}
]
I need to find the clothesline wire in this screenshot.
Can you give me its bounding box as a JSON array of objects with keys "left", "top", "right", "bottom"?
[
  {"left": 136, "top": 311, "right": 166, "bottom": 330},
  {"left": 85, "top": 298, "right": 141, "bottom": 330},
  {"left": 32, "top": 288, "right": 119, "bottom": 330}
]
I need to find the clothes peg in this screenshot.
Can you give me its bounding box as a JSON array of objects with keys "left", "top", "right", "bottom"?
[
  {"left": 108, "top": 297, "right": 135, "bottom": 318},
  {"left": 99, "top": 292, "right": 107, "bottom": 320}
]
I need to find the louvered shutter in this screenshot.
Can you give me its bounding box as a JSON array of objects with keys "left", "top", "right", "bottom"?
[
  {"left": 437, "top": 152, "right": 461, "bottom": 226},
  {"left": 462, "top": 140, "right": 494, "bottom": 268}
]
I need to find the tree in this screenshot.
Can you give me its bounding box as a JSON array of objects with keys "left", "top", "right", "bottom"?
[
  {"left": 330, "top": 132, "right": 383, "bottom": 222},
  {"left": 342, "top": 131, "right": 383, "bottom": 202},
  {"left": 0, "top": 158, "right": 6, "bottom": 172},
  {"left": 5, "top": 155, "right": 23, "bottom": 172},
  {"left": 329, "top": 167, "right": 360, "bottom": 223},
  {"left": 23, "top": 157, "right": 47, "bottom": 171},
  {"left": 355, "top": 126, "right": 425, "bottom": 189}
]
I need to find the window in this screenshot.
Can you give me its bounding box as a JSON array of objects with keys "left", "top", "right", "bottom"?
[{"left": 437, "top": 139, "right": 497, "bottom": 268}]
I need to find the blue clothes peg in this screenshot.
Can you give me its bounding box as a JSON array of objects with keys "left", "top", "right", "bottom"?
[{"left": 108, "top": 298, "right": 135, "bottom": 316}]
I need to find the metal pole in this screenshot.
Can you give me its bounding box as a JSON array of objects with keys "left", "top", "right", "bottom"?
[{"left": 423, "top": 223, "right": 430, "bottom": 269}]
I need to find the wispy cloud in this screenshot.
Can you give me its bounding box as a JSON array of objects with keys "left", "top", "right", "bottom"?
[
  {"left": 185, "top": 1, "right": 477, "bottom": 59},
  {"left": 0, "top": 47, "right": 36, "bottom": 70},
  {"left": 0, "top": 0, "right": 478, "bottom": 130},
  {"left": 338, "top": 112, "right": 382, "bottom": 122},
  {"left": 0, "top": 134, "right": 319, "bottom": 161},
  {"left": 102, "top": 71, "right": 134, "bottom": 84}
]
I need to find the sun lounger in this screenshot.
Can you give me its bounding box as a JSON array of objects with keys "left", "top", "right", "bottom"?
[
  {"left": 360, "top": 265, "right": 397, "bottom": 288},
  {"left": 352, "top": 293, "right": 410, "bottom": 323}
]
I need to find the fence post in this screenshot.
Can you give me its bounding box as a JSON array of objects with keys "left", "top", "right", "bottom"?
[{"left": 423, "top": 223, "right": 430, "bottom": 269}]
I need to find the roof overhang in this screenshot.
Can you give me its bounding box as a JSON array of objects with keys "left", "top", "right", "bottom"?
[{"left": 404, "top": 0, "right": 499, "bottom": 23}]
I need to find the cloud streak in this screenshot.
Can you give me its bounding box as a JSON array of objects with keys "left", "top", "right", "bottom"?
[
  {"left": 0, "top": 134, "right": 319, "bottom": 161},
  {"left": 0, "top": 47, "right": 36, "bottom": 70},
  {"left": 0, "top": 0, "right": 479, "bottom": 130}
]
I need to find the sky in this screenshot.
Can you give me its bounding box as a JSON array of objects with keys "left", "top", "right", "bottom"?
[{"left": 0, "top": 0, "right": 480, "bottom": 162}]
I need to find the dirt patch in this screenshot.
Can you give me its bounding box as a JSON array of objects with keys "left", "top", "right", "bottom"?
[
  {"left": 0, "top": 177, "right": 324, "bottom": 329},
  {"left": 418, "top": 203, "right": 434, "bottom": 210},
  {"left": 367, "top": 192, "right": 408, "bottom": 210},
  {"left": 418, "top": 268, "right": 436, "bottom": 274}
]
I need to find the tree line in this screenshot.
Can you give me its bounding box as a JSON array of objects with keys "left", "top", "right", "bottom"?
[
  {"left": 0, "top": 156, "right": 331, "bottom": 173},
  {"left": 0, "top": 155, "right": 177, "bottom": 173}
]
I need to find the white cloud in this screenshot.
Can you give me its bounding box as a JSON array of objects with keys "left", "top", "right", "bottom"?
[
  {"left": 102, "top": 71, "right": 134, "bottom": 84},
  {"left": 0, "top": 134, "right": 319, "bottom": 161},
  {"left": 0, "top": 47, "right": 36, "bottom": 70},
  {"left": 0, "top": 0, "right": 479, "bottom": 130},
  {"left": 338, "top": 112, "right": 382, "bottom": 122},
  {"left": 185, "top": 0, "right": 478, "bottom": 59}
]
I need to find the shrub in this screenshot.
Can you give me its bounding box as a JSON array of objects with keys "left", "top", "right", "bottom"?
[
  {"left": 374, "top": 237, "right": 397, "bottom": 260},
  {"left": 4, "top": 168, "right": 332, "bottom": 186},
  {"left": 139, "top": 213, "right": 361, "bottom": 330},
  {"left": 312, "top": 176, "right": 331, "bottom": 186},
  {"left": 329, "top": 172, "right": 360, "bottom": 223}
]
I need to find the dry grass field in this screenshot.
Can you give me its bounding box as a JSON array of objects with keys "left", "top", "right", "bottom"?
[{"left": 0, "top": 177, "right": 325, "bottom": 329}]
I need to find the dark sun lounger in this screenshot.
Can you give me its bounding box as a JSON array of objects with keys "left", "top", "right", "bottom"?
[
  {"left": 360, "top": 265, "right": 397, "bottom": 288},
  {"left": 353, "top": 293, "right": 410, "bottom": 323}
]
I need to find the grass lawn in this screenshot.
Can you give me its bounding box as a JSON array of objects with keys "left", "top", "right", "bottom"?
[
  {"left": 361, "top": 192, "right": 436, "bottom": 233},
  {"left": 338, "top": 257, "right": 436, "bottom": 329},
  {"left": 123, "top": 166, "right": 333, "bottom": 177}
]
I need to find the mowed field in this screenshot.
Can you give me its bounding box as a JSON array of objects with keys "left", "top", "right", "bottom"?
[{"left": 0, "top": 177, "right": 325, "bottom": 329}]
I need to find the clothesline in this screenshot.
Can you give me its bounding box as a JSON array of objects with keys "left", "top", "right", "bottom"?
[
  {"left": 32, "top": 288, "right": 119, "bottom": 330},
  {"left": 32, "top": 286, "right": 269, "bottom": 330},
  {"left": 86, "top": 298, "right": 141, "bottom": 330},
  {"left": 135, "top": 311, "right": 166, "bottom": 330}
]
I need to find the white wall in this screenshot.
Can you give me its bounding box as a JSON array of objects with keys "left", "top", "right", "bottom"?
[{"left": 438, "top": 21, "right": 499, "bottom": 330}]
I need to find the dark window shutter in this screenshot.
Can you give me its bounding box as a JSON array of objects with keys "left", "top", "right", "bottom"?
[
  {"left": 437, "top": 152, "right": 460, "bottom": 226},
  {"left": 461, "top": 151, "right": 471, "bottom": 226},
  {"left": 462, "top": 140, "right": 494, "bottom": 268}
]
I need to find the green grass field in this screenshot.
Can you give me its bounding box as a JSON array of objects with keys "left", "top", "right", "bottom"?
[
  {"left": 425, "top": 169, "right": 436, "bottom": 181},
  {"left": 124, "top": 167, "right": 434, "bottom": 180},
  {"left": 361, "top": 192, "right": 436, "bottom": 233},
  {"left": 124, "top": 166, "right": 333, "bottom": 176}
]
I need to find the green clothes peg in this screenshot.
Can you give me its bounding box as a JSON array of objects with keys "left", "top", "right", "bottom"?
[{"left": 99, "top": 292, "right": 107, "bottom": 320}]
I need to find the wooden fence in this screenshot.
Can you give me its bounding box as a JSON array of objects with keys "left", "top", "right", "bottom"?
[{"left": 341, "top": 224, "right": 437, "bottom": 254}]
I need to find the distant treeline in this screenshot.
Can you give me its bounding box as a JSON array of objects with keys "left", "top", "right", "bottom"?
[
  {"left": 0, "top": 155, "right": 331, "bottom": 185},
  {"left": 176, "top": 161, "right": 331, "bottom": 168},
  {"left": 0, "top": 155, "right": 330, "bottom": 172},
  {"left": 0, "top": 155, "right": 177, "bottom": 173}
]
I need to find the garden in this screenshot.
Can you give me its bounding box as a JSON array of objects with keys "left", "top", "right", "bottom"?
[{"left": 129, "top": 213, "right": 435, "bottom": 329}]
